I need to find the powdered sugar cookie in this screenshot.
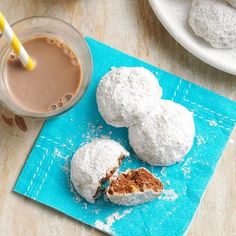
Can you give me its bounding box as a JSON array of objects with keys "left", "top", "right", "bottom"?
[
  {"left": 70, "top": 139, "right": 129, "bottom": 203},
  {"left": 225, "top": 0, "right": 236, "bottom": 7},
  {"left": 189, "top": 0, "right": 236, "bottom": 48},
  {"left": 128, "top": 100, "right": 195, "bottom": 166},
  {"left": 107, "top": 168, "right": 163, "bottom": 206},
  {"left": 96, "top": 67, "right": 162, "bottom": 127}
]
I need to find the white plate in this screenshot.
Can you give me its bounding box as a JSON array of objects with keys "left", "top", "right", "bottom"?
[{"left": 148, "top": 0, "right": 236, "bottom": 75}]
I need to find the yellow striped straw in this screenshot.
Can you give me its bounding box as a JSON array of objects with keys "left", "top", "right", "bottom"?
[{"left": 0, "top": 12, "right": 35, "bottom": 71}]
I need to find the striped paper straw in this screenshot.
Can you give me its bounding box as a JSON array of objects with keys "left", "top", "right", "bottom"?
[{"left": 0, "top": 12, "right": 35, "bottom": 71}]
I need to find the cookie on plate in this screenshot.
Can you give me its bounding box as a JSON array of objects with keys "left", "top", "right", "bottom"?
[{"left": 189, "top": 0, "right": 236, "bottom": 48}]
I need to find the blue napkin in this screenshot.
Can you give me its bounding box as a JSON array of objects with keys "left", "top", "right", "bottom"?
[{"left": 14, "top": 37, "right": 236, "bottom": 236}]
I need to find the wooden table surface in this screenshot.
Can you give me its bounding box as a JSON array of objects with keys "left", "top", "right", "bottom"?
[{"left": 0, "top": 1, "right": 235, "bottom": 235}]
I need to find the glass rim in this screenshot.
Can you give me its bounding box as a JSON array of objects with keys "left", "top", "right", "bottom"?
[{"left": 0, "top": 15, "right": 93, "bottom": 120}]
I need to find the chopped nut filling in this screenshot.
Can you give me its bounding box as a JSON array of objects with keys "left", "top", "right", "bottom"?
[{"left": 108, "top": 168, "right": 163, "bottom": 195}]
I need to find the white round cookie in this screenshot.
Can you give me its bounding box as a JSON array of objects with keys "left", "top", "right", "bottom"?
[
  {"left": 96, "top": 67, "right": 162, "bottom": 127},
  {"left": 107, "top": 168, "right": 163, "bottom": 206},
  {"left": 70, "top": 139, "right": 129, "bottom": 203},
  {"left": 128, "top": 100, "right": 195, "bottom": 166},
  {"left": 189, "top": 0, "right": 236, "bottom": 48},
  {"left": 225, "top": 0, "right": 236, "bottom": 7}
]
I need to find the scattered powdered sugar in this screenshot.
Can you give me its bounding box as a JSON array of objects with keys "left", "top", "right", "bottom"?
[
  {"left": 181, "top": 157, "right": 211, "bottom": 179},
  {"left": 66, "top": 138, "right": 75, "bottom": 148},
  {"left": 165, "top": 180, "right": 171, "bottom": 186},
  {"left": 93, "top": 208, "right": 100, "bottom": 215},
  {"left": 196, "top": 135, "right": 206, "bottom": 146},
  {"left": 97, "top": 125, "right": 104, "bottom": 131},
  {"left": 95, "top": 209, "right": 132, "bottom": 233},
  {"left": 81, "top": 122, "right": 103, "bottom": 143},
  {"left": 54, "top": 148, "right": 69, "bottom": 160},
  {"left": 160, "top": 167, "right": 167, "bottom": 177},
  {"left": 78, "top": 121, "right": 118, "bottom": 149},
  {"left": 95, "top": 221, "right": 111, "bottom": 233},
  {"left": 209, "top": 120, "right": 218, "bottom": 127},
  {"left": 181, "top": 158, "right": 192, "bottom": 179},
  {"left": 106, "top": 210, "right": 132, "bottom": 225},
  {"left": 160, "top": 189, "right": 179, "bottom": 201},
  {"left": 100, "top": 135, "right": 111, "bottom": 140},
  {"left": 61, "top": 159, "right": 70, "bottom": 173},
  {"left": 74, "top": 195, "right": 82, "bottom": 203},
  {"left": 158, "top": 206, "right": 178, "bottom": 226},
  {"left": 83, "top": 203, "right": 88, "bottom": 210},
  {"left": 181, "top": 185, "right": 188, "bottom": 196}
]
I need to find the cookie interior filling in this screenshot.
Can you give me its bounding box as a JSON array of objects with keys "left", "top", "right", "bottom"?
[
  {"left": 108, "top": 168, "right": 163, "bottom": 195},
  {"left": 93, "top": 154, "right": 126, "bottom": 198}
]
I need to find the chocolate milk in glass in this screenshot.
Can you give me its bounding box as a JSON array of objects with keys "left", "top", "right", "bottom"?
[{"left": 5, "top": 36, "right": 81, "bottom": 113}]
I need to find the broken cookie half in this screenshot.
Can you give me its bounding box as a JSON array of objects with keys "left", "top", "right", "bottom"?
[
  {"left": 70, "top": 139, "right": 129, "bottom": 203},
  {"left": 107, "top": 168, "right": 163, "bottom": 206}
]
